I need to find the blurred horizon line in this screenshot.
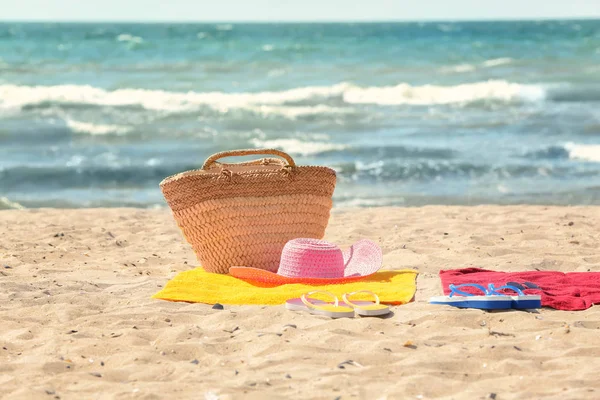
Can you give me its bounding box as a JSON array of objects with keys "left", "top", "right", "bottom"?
[{"left": 1, "top": 16, "right": 599, "bottom": 24}]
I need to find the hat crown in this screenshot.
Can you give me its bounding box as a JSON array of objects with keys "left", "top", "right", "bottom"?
[{"left": 277, "top": 238, "right": 345, "bottom": 279}]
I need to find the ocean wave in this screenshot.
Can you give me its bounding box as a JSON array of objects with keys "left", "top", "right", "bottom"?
[
  {"left": 116, "top": 34, "right": 143, "bottom": 44},
  {"left": 0, "top": 81, "right": 547, "bottom": 117},
  {"left": 440, "top": 64, "right": 476, "bottom": 73},
  {"left": 66, "top": 119, "right": 132, "bottom": 135},
  {"left": 0, "top": 196, "right": 25, "bottom": 210},
  {"left": 546, "top": 86, "right": 600, "bottom": 103},
  {"left": 2, "top": 156, "right": 598, "bottom": 198},
  {"left": 334, "top": 197, "right": 398, "bottom": 208},
  {"left": 527, "top": 143, "right": 600, "bottom": 163},
  {"left": 245, "top": 104, "right": 353, "bottom": 119},
  {"left": 441, "top": 58, "right": 514, "bottom": 73},
  {"left": 524, "top": 145, "right": 570, "bottom": 160},
  {"left": 0, "top": 83, "right": 352, "bottom": 116},
  {"left": 250, "top": 138, "right": 347, "bottom": 156},
  {"left": 565, "top": 142, "right": 600, "bottom": 163},
  {"left": 343, "top": 80, "right": 544, "bottom": 105},
  {"left": 355, "top": 145, "right": 457, "bottom": 160},
  {"left": 340, "top": 160, "right": 489, "bottom": 181},
  {"left": 0, "top": 164, "right": 197, "bottom": 190},
  {"left": 0, "top": 161, "right": 561, "bottom": 191},
  {"left": 249, "top": 141, "right": 456, "bottom": 159},
  {"left": 482, "top": 57, "right": 514, "bottom": 67},
  {"left": 332, "top": 159, "right": 595, "bottom": 182}
]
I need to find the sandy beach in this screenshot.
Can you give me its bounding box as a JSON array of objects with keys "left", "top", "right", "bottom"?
[{"left": 1, "top": 206, "right": 600, "bottom": 399}]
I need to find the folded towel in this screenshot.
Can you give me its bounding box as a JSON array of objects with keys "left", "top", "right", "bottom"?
[
  {"left": 153, "top": 268, "right": 418, "bottom": 306},
  {"left": 440, "top": 268, "right": 600, "bottom": 311}
]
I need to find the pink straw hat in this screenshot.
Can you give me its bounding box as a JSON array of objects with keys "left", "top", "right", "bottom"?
[{"left": 229, "top": 238, "right": 382, "bottom": 284}]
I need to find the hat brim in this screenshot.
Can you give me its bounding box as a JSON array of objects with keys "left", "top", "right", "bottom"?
[{"left": 229, "top": 239, "right": 382, "bottom": 285}]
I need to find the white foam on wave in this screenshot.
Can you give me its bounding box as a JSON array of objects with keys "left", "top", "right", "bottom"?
[
  {"left": 65, "top": 119, "right": 132, "bottom": 135},
  {"left": 0, "top": 83, "right": 351, "bottom": 115},
  {"left": 482, "top": 57, "right": 514, "bottom": 68},
  {"left": 0, "top": 80, "right": 545, "bottom": 116},
  {"left": 335, "top": 197, "right": 396, "bottom": 208},
  {"left": 441, "top": 58, "right": 513, "bottom": 74},
  {"left": 250, "top": 138, "right": 347, "bottom": 156},
  {"left": 440, "top": 64, "right": 476, "bottom": 73},
  {"left": 245, "top": 104, "right": 352, "bottom": 119},
  {"left": 343, "top": 80, "right": 545, "bottom": 105},
  {"left": 0, "top": 197, "right": 25, "bottom": 210},
  {"left": 564, "top": 142, "right": 600, "bottom": 163},
  {"left": 116, "top": 34, "right": 143, "bottom": 44},
  {"left": 355, "top": 160, "right": 385, "bottom": 171}
]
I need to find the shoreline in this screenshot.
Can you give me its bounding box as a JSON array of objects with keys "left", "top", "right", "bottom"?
[{"left": 1, "top": 206, "right": 599, "bottom": 398}]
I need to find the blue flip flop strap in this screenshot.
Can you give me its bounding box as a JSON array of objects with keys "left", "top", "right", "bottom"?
[
  {"left": 449, "top": 283, "right": 488, "bottom": 297},
  {"left": 524, "top": 281, "right": 541, "bottom": 289},
  {"left": 506, "top": 281, "right": 541, "bottom": 291},
  {"left": 506, "top": 281, "right": 526, "bottom": 291},
  {"left": 488, "top": 284, "right": 525, "bottom": 296}
]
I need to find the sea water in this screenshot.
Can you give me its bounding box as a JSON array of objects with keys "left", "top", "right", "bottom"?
[{"left": 1, "top": 20, "right": 600, "bottom": 208}]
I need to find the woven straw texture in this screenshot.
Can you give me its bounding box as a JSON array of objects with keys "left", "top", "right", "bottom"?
[{"left": 160, "top": 149, "right": 336, "bottom": 274}]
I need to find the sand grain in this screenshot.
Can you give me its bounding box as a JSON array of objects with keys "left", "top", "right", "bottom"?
[{"left": 1, "top": 206, "right": 600, "bottom": 399}]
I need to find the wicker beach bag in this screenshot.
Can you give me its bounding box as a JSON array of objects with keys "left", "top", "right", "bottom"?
[{"left": 160, "top": 149, "right": 337, "bottom": 274}]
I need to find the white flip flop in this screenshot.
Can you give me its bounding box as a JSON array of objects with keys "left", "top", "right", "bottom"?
[
  {"left": 285, "top": 291, "right": 355, "bottom": 319},
  {"left": 342, "top": 290, "right": 391, "bottom": 317}
]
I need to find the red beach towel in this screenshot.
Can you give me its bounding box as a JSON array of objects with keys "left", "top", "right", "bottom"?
[{"left": 439, "top": 268, "right": 600, "bottom": 311}]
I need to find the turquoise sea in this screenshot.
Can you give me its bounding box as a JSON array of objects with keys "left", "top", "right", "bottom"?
[{"left": 1, "top": 20, "right": 600, "bottom": 208}]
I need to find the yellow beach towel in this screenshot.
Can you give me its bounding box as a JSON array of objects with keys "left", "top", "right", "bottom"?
[{"left": 153, "top": 268, "right": 418, "bottom": 305}]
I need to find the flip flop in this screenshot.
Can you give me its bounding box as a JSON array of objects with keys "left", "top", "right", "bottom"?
[
  {"left": 285, "top": 291, "right": 355, "bottom": 319},
  {"left": 506, "top": 281, "right": 541, "bottom": 290},
  {"left": 488, "top": 284, "right": 542, "bottom": 309},
  {"left": 429, "top": 283, "right": 513, "bottom": 310},
  {"left": 341, "top": 290, "right": 391, "bottom": 317}
]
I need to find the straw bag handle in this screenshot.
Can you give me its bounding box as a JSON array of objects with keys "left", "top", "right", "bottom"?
[{"left": 202, "top": 149, "right": 296, "bottom": 170}]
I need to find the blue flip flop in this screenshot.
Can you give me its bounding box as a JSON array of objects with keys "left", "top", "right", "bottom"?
[
  {"left": 429, "top": 283, "right": 513, "bottom": 310},
  {"left": 488, "top": 284, "right": 542, "bottom": 309},
  {"left": 506, "top": 281, "right": 541, "bottom": 290}
]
